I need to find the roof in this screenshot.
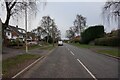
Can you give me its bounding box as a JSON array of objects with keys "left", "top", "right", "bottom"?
[{"left": 3, "top": 23, "right": 26, "bottom": 36}]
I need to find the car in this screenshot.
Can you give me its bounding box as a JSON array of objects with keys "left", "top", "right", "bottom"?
[
  {"left": 58, "top": 40, "right": 63, "bottom": 46},
  {"left": 27, "top": 41, "right": 37, "bottom": 45}
]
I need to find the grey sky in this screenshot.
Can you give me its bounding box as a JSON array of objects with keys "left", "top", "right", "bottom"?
[{"left": 0, "top": 2, "right": 117, "bottom": 38}]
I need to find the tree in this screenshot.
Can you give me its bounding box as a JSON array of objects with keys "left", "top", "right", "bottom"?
[
  {"left": 66, "top": 27, "right": 75, "bottom": 40},
  {"left": 39, "top": 16, "right": 61, "bottom": 46},
  {"left": 37, "top": 26, "right": 45, "bottom": 41},
  {"left": 40, "top": 16, "right": 53, "bottom": 43},
  {"left": 50, "top": 19, "right": 61, "bottom": 46},
  {"left": 103, "top": 0, "right": 120, "bottom": 26},
  {"left": 73, "top": 14, "right": 86, "bottom": 35},
  {"left": 55, "top": 29, "right": 61, "bottom": 41},
  {"left": 2, "top": 0, "right": 37, "bottom": 29}
]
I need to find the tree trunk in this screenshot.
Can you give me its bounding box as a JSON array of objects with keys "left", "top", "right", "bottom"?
[
  {"left": 3, "top": 12, "right": 11, "bottom": 45},
  {"left": 4, "top": 12, "right": 11, "bottom": 29},
  {"left": 52, "top": 33, "right": 55, "bottom": 47},
  {"left": 47, "top": 34, "right": 49, "bottom": 44}
]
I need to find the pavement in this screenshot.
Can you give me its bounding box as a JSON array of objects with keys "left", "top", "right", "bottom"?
[
  {"left": 2, "top": 47, "right": 49, "bottom": 60},
  {"left": 20, "top": 43, "right": 119, "bottom": 79}
]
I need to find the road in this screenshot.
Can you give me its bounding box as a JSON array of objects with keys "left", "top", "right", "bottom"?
[{"left": 20, "top": 43, "right": 119, "bottom": 79}]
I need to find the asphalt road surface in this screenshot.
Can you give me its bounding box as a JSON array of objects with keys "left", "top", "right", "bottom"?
[{"left": 20, "top": 43, "right": 119, "bottom": 79}]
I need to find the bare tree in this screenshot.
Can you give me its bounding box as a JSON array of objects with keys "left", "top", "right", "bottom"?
[
  {"left": 2, "top": 0, "right": 38, "bottom": 29},
  {"left": 66, "top": 27, "right": 75, "bottom": 40},
  {"left": 103, "top": 0, "right": 120, "bottom": 27},
  {"left": 39, "top": 16, "right": 61, "bottom": 46},
  {"left": 40, "top": 16, "right": 53, "bottom": 43},
  {"left": 50, "top": 19, "right": 61, "bottom": 47},
  {"left": 73, "top": 14, "right": 86, "bottom": 35}
]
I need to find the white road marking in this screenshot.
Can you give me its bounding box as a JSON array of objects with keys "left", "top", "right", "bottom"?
[
  {"left": 12, "top": 56, "right": 44, "bottom": 78},
  {"left": 70, "top": 51, "right": 75, "bottom": 55},
  {"left": 77, "top": 59, "right": 97, "bottom": 80}
]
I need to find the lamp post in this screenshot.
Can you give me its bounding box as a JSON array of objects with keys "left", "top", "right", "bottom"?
[
  {"left": 0, "top": 18, "right": 2, "bottom": 78},
  {"left": 25, "top": 3, "right": 28, "bottom": 53}
]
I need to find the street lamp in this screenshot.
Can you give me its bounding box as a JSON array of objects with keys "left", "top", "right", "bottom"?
[{"left": 25, "top": 3, "right": 28, "bottom": 53}]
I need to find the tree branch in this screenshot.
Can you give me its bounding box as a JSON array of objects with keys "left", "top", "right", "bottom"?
[{"left": 9, "top": 0, "right": 17, "bottom": 11}]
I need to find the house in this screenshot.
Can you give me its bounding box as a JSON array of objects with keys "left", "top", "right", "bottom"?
[
  {"left": 4, "top": 24, "right": 26, "bottom": 42},
  {"left": 31, "top": 27, "right": 47, "bottom": 41}
]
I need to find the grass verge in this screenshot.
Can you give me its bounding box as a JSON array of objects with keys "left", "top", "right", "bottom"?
[
  {"left": 39, "top": 44, "right": 55, "bottom": 50},
  {"left": 95, "top": 49, "right": 119, "bottom": 57},
  {"left": 70, "top": 43, "right": 95, "bottom": 48},
  {"left": 3, "top": 54, "right": 41, "bottom": 78},
  {"left": 70, "top": 43, "right": 119, "bottom": 58}
]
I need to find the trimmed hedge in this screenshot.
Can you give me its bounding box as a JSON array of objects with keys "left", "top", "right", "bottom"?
[
  {"left": 81, "top": 25, "right": 104, "bottom": 44},
  {"left": 95, "top": 36, "right": 120, "bottom": 46}
]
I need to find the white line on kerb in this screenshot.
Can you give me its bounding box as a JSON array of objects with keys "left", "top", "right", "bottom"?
[
  {"left": 77, "top": 59, "right": 97, "bottom": 80},
  {"left": 70, "top": 51, "right": 75, "bottom": 55}
]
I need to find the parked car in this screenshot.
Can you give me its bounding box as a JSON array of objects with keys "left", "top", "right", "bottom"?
[
  {"left": 58, "top": 40, "right": 63, "bottom": 46},
  {"left": 27, "top": 41, "right": 37, "bottom": 45}
]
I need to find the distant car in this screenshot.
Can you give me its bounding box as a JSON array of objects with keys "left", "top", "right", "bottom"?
[{"left": 58, "top": 41, "right": 63, "bottom": 46}]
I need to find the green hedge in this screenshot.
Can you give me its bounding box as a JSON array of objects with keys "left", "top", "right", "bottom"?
[
  {"left": 95, "top": 36, "right": 120, "bottom": 46},
  {"left": 8, "top": 40, "right": 23, "bottom": 46},
  {"left": 81, "top": 25, "right": 104, "bottom": 44}
]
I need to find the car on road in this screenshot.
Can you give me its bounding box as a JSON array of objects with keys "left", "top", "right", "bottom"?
[{"left": 58, "top": 40, "right": 63, "bottom": 46}]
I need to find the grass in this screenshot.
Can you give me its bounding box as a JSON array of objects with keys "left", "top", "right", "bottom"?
[
  {"left": 70, "top": 42, "right": 119, "bottom": 57},
  {"left": 71, "top": 43, "right": 95, "bottom": 48},
  {"left": 3, "top": 54, "right": 41, "bottom": 77},
  {"left": 39, "top": 44, "right": 55, "bottom": 50},
  {"left": 96, "top": 49, "right": 119, "bottom": 57},
  {"left": 28, "top": 45, "right": 41, "bottom": 50}
]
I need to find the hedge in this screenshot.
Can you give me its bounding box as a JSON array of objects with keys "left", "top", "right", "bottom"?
[
  {"left": 81, "top": 25, "right": 104, "bottom": 44},
  {"left": 95, "top": 36, "right": 120, "bottom": 46}
]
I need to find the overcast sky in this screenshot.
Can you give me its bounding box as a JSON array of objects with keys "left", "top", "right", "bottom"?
[{"left": 0, "top": 2, "right": 118, "bottom": 39}]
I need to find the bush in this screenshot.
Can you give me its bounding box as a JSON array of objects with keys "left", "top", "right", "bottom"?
[
  {"left": 95, "top": 36, "right": 120, "bottom": 46},
  {"left": 8, "top": 40, "right": 17, "bottom": 46},
  {"left": 81, "top": 25, "right": 104, "bottom": 44},
  {"left": 8, "top": 39, "right": 23, "bottom": 46}
]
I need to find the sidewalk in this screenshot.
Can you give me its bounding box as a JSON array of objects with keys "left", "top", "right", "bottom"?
[{"left": 2, "top": 47, "right": 49, "bottom": 60}]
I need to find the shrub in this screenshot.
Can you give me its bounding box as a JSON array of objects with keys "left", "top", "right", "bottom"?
[
  {"left": 95, "top": 36, "right": 120, "bottom": 46},
  {"left": 8, "top": 40, "right": 17, "bottom": 46},
  {"left": 81, "top": 25, "right": 104, "bottom": 44},
  {"left": 8, "top": 39, "right": 23, "bottom": 46}
]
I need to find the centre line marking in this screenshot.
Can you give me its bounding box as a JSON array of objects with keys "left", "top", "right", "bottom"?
[
  {"left": 77, "top": 59, "right": 97, "bottom": 80},
  {"left": 70, "top": 51, "right": 75, "bottom": 55}
]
